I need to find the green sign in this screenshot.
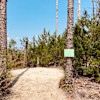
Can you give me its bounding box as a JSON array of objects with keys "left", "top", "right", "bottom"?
[{"left": 64, "top": 49, "right": 74, "bottom": 57}]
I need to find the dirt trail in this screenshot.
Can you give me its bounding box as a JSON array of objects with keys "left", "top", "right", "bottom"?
[{"left": 7, "top": 67, "right": 68, "bottom": 100}]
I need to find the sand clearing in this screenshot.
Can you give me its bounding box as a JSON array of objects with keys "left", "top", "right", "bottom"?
[{"left": 7, "top": 67, "right": 67, "bottom": 100}]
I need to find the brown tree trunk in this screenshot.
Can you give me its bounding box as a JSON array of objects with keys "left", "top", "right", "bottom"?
[
  {"left": 37, "top": 57, "right": 39, "bottom": 67},
  {"left": 93, "top": 0, "right": 95, "bottom": 17},
  {"left": 77, "top": 0, "right": 81, "bottom": 20},
  {"left": 56, "top": 0, "right": 58, "bottom": 42},
  {"left": 24, "top": 48, "right": 27, "bottom": 67},
  {"left": 65, "top": 0, "right": 74, "bottom": 84},
  {"left": 98, "top": 1, "right": 100, "bottom": 22},
  {"left": 54, "top": 0, "right": 58, "bottom": 66},
  {"left": 0, "top": 0, "right": 7, "bottom": 68},
  {"left": 0, "top": 0, "right": 7, "bottom": 87}
]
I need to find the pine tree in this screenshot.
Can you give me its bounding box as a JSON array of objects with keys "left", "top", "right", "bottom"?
[{"left": 65, "top": 0, "right": 74, "bottom": 84}]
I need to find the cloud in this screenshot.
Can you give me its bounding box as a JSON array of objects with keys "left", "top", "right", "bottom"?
[
  {"left": 7, "top": 37, "right": 10, "bottom": 41},
  {"left": 15, "top": 37, "right": 19, "bottom": 40}
]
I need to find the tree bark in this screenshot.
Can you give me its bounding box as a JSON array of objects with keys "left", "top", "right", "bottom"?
[
  {"left": 56, "top": 0, "right": 58, "bottom": 42},
  {"left": 37, "top": 57, "right": 39, "bottom": 67},
  {"left": 65, "top": 0, "right": 74, "bottom": 84},
  {"left": 24, "top": 48, "right": 27, "bottom": 67},
  {"left": 77, "top": 0, "right": 81, "bottom": 20},
  {"left": 93, "top": 0, "right": 95, "bottom": 17},
  {"left": 0, "top": 0, "right": 7, "bottom": 87},
  {"left": 0, "top": 0, "right": 7, "bottom": 69}
]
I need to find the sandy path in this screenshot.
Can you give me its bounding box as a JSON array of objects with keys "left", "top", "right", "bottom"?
[{"left": 7, "top": 67, "right": 67, "bottom": 100}]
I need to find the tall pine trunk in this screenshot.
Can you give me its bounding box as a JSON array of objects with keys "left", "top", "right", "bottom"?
[
  {"left": 56, "top": 0, "right": 58, "bottom": 41},
  {"left": 54, "top": 0, "right": 58, "bottom": 66},
  {"left": 0, "top": 0, "right": 7, "bottom": 69},
  {"left": 92, "top": 0, "right": 95, "bottom": 17},
  {"left": 65, "top": 0, "right": 74, "bottom": 84},
  {"left": 0, "top": 0, "right": 7, "bottom": 87}
]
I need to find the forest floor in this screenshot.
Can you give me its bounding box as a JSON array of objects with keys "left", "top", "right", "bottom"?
[{"left": 1, "top": 67, "right": 100, "bottom": 100}]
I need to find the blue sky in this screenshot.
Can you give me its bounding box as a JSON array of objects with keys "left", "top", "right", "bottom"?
[{"left": 7, "top": 0, "right": 93, "bottom": 48}]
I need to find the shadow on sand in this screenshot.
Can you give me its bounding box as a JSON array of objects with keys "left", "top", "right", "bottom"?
[{"left": 9, "top": 68, "right": 29, "bottom": 88}]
